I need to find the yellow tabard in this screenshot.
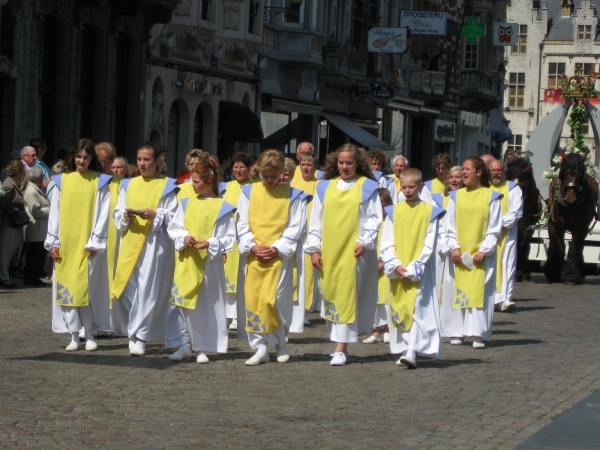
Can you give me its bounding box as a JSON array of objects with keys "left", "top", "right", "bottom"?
[
  {"left": 491, "top": 181, "right": 510, "bottom": 293},
  {"left": 430, "top": 178, "right": 445, "bottom": 194},
  {"left": 443, "top": 193, "right": 451, "bottom": 209},
  {"left": 291, "top": 166, "right": 302, "bottom": 185},
  {"left": 453, "top": 187, "right": 492, "bottom": 309},
  {"left": 291, "top": 176, "right": 318, "bottom": 309},
  {"left": 321, "top": 177, "right": 366, "bottom": 324},
  {"left": 106, "top": 175, "right": 121, "bottom": 309},
  {"left": 171, "top": 197, "right": 223, "bottom": 309},
  {"left": 391, "top": 174, "right": 401, "bottom": 192},
  {"left": 389, "top": 201, "right": 432, "bottom": 331},
  {"left": 244, "top": 183, "right": 290, "bottom": 333},
  {"left": 377, "top": 231, "right": 390, "bottom": 306},
  {"left": 177, "top": 181, "right": 195, "bottom": 201},
  {"left": 111, "top": 176, "right": 167, "bottom": 300},
  {"left": 223, "top": 179, "right": 253, "bottom": 293},
  {"left": 55, "top": 172, "right": 99, "bottom": 307}
]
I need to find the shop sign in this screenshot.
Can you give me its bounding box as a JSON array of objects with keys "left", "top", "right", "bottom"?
[
  {"left": 367, "top": 27, "right": 407, "bottom": 53},
  {"left": 459, "top": 111, "right": 481, "bottom": 128},
  {"left": 183, "top": 79, "right": 223, "bottom": 96},
  {"left": 492, "top": 23, "right": 518, "bottom": 46},
  {"left": 435, "top": 119, "right": 455, "bottom": 142},
  {"left": 400, "top": 11, "right": 447, "bottom": 36},
  {"left": 371, "top": 83, "right": 395, "bottom": 105}
]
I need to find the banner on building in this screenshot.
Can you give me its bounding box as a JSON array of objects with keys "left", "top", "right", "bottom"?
[
  {"left": 400, "top": 11, "right": 447, "bottom": 35},
  {"left": 368, "top": 27, "right": 408, "bottom": 53},
  {"left": 492, "top": 23, "right": 518, "bottom": 46},
  {"left": 543, "top": 89, "right": 600, "bottom": 104},
  {"left": 435, "top": 119, "right": 456, "bottom": 142}
]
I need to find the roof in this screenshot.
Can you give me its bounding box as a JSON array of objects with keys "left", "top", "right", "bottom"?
[{"left": 545, "top": 0, "right": 600, "bottom": 41}]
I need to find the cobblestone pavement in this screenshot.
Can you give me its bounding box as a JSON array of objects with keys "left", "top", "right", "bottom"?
[{"left": 1, "top": 274, "right": 599, "bottom": 449}]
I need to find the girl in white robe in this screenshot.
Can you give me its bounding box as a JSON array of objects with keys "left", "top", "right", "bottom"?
[
  {"left": 166, "top": 161, "right": 236, "bottom": 363},
  {"left": 45, "top": 139, "right": 112, "bottom": 351}
]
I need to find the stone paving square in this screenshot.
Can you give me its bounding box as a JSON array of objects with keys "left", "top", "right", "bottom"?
[{"left": 1, "top": 274, "right": 599, "bottom": 449}]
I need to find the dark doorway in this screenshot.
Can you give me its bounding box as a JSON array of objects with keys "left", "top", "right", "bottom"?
[
  {"left": 114, "top": 34, "right": 130, "bottom": 155},
  {"left": 39, "top": 18, "right": 59, "bottom": 161},
  {"left": 79, "top": 25, "right": 96, "bottom": 139},
  {"left": 410, "top": 117, "right": 425, "bottom": 172}
]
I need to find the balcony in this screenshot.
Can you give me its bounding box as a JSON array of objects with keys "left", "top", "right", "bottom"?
[
  {"left": 408, "top": 69, "right": 446, "bottom": 100},
  {"left": 321, "top": 43, "right": 369, "bottom": 85},
  {"left": 459, "top": 71, "right": 502, "bottom": 111},
  {"left": 262, "top": 26, "right": 324, "bottom": 68}
]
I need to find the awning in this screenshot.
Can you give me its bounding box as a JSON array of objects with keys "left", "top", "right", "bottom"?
[
  {"left": 218, "top": 101, "right": 263, "bottom": 142},
  {"left": 271, "top": 96, "right": 322, "bottom": 116},
  {"left": 322, "top": 112, "right": 395, "bottom": 151}
]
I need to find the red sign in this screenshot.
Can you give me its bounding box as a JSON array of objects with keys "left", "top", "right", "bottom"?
[{"left": 543, "top": 89, "right": 600, "bottom": 104}]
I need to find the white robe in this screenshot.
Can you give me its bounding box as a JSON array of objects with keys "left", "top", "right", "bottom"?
[
  {"left": 236, "top": 187, "right": 304, "bottom": 349},
  {"left": 442, "top": 195, "right": 502, "bottom": 341},
  {"left": 494, "top": 184, "right": 523, "bottom": 305},
  {"left": 304, "top": 178, "right": 383, "bottom": 343},
  {"left": 45, "top": 180, "right": 111, "bottom": 334},
  {"left": 290, "top": 196, "right": 309, "bottom": 334},
  {"left": 380, "top": 203, "right": 443, "bottom": 358},
  {"left": 165, "top": 200, "right": 236, "bottom": 353},
  {"left": 113, "top": 186, "right": 178, "bottom": 342}
]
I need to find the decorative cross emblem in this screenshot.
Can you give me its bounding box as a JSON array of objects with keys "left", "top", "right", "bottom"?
[{"left": 461, "top": 17, "right": 486, "bottom": 43}]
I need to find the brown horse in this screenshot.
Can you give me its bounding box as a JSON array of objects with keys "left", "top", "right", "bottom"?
[{"left": 544, "top": 152, "right": 599, "bottom": 284}]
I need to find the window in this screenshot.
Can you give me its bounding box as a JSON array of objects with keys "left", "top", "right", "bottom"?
[
  {"left": 578, "top": 25, "right": 592, "bottom": 39},
  {"left": 548, "top": 62, "right": 565, "bottom": 89},
  {"left": 201, "top": 0, "right": 212, "bottom": 21},
  {"left": 508, "top": 72, "right": 525, "bottom": 108},
  {"left": 248, "top": 1, "right": 259, "bottom": 33},
  {"left": 511, "top": 25, "right": 527, "bottom": 54},
  {"left": 507, "top": 134, "right": 523, "bottom": 153},
  {"left": 575, "top": 62, "right": 593, "bottom": 75},
  {"left": 464, "top": 42, "right": 478, "bottom": 69},
  {"left": 351, "top": 0, "right": 378, "bottom": 48},
  {"left": 583, "top": 122, "right": 590, "bottom": 134},
  {"left": 284, "top": 2, "right": 303, "bottom": 24}
]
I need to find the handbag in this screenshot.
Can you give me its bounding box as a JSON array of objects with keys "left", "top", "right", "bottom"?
[{"left": 6, "top": 183, "right": 31, "bottom": 227}]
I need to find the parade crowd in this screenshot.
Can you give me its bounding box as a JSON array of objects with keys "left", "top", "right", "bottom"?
[{"left": 0, "top": 138, "right": 523, "bottom": 368}]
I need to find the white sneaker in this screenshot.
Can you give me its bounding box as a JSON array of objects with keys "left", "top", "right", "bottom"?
[
  {"left": 129, "top": 341, "right": 146, "bottom": 356},
  {"left": 501, "top": 301, "right": 516, "bottom": 312},
  {"left": 128, "top": 340, "right": 135, "bottom": 351},
  {"left": 169, "top": 344, "right": 192, "bottom": 361},
  {"left": 396, "top": 357, "right": 405, "bottom": 366},
  {"left": 245, "top": 352, "right": 270, "bottom": 366},
  {"left": 450, "top": 338, "right": 464, "bottom": 345},
  {"left": 196, "top": 353, "right": 209, "bottom": 364},
  {"left": 472, "top": 340, "right": 485, "bottom": 349},
  {"left": 78, "top": 328, "right": 85, "bottom": 340},
  {"left": 229, "top": 319, "right": 238, "bottom": 330},
  {"left": 400, "top": 351, "right": 417, "bottom": 369},
  {"left": 330, "top": 352, "right": 347, "bottom": 366},
  {"left": 85, "top": 340, "right": 98, "bottom": 351},
  {"left": 383, "top": 332, "right": 390, "bottom": 343},
  {"left": 276, "top": 345, "right": 290, "bottom": 363},
  {"left": 65, "top": 341, "right": 79, "bottom": 351},
  {"left": 362, "top": 335, "right": 381, "bottom": 344}
]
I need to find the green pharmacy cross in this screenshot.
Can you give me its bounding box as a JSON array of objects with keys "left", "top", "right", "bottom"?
[{"left": 461, "top": 17, "right": 485, "bottom": 43}]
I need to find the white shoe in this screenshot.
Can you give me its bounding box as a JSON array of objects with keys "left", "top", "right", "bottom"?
[
  {"left": 276, "top": 345, "right": 290, "bottom": 363},
  {"left": 229, "top": 319, "right": 238, "bottom": 330},
  {"left": 396, "top": 357, "right": 405, "bottom": 366},
  {"left": 85, "top": 340, "right": 98, "bottom": 351},
  {"left": 362, "top": 335, "right": 381, "bottom": 344},
  {"left": 304, "top": 317, "right": 311, "bottom": 325},
  {"left": 65, "top": 341, "right": 79, "bottom": 351},
  {"left": 472, "top": 340, "right": 485, "bottom": 349},
  {"left": 169, "top": 344, "right": 192, "bottom": 361},
  {"left": 196, "top": 353, "right": 209, "bottom": 364},
  {"left": 400, "top": 351, "right": 416, "bottom": 369},
  {"left": 129, "top": 341, "right": 146, "bottom": 356},
  {"left": 450, "top": 338, "right": 464, "bottom": 345},
  {"left": 78, "top": 328, "right": 85, "bottom": 340},
  {"left": 383, "top": 332, "right": 390, "bottom": 343},
  {"left": 128, "top": 340, "right": 135, "bottom": 351},
  {"left": 245, "top": 352, "right": 270, "bottom": 366},
  {"left": 501, "top": 301, "right": 516, "bottom": 312},
  {"left": 330, "top": 352, "right": 347, "bottom": 366}
]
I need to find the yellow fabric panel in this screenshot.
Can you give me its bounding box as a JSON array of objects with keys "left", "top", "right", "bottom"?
[
  {"left": 431, "top": 178, "right": 445, "bottom": 194},
  {"left": 443, "top": 193, "right": 450, "bottom": 209},
  {"left": 107, "top": 175, "right": 121, "bottom": 309},
  {"left": 177, "top": 182, "right": 195, "bottom": 201},
  {"left": 491, "top": 181, "right": 509, "bottom": 293},
  {"left": 171, "top": 197, "right": 223, "bottom": 309},
  {"left": 244, "top": 183, "right": 290, "bottom": 333},
  {"left": 55, "top": 172, "right": 99, "bottom": 307},
  {"left": 453, "top": 188, "right": 491, "bottom": 309},
  {"left": 391, "top": 174, "right": 401, "bottom": 192},
  {"left": 111, "top": 176, "right": 167, "bottom": 301},
  {"left": 291, "top": 166, "right": 302, "bottom": 185},
  {"left": 320, "top": 177, "right": 365, "bottom": 324},
  {"left": 389, "top": 201, "right": 432, "bottom": 331}
]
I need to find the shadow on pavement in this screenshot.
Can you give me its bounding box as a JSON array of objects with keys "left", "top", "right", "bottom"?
[
  {"left": 512, "top": 298, "right": 539, "bottom": 302},
  {"left": 487, "top": 339, "right": 545, "bottom": 347},
  {"left": 514, "top": 306, "right": 556, "bottom": 312},
  {"left": 492, "top": 329, "right": 521, "bottom": 335},
  {"left": 493, "top": 321, "right": 517, "bottom": 326}
]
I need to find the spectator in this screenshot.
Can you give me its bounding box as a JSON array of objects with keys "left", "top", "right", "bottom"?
[
  {"left": 111, "top": 157, "right": 129, "bottom": 178},
  {"left": 45, "top": 162, "right": 64, "bottom": 203},
  {"left": 30, "top": 138, "right": 52, "bottom": 182},
  {"left": 21, "top": 146, "right": 37, "bottom": 171},
  {"left": 23, "top": 166, "right": 50, "bottom": 287},
  {"left": 129, "top": 164, "right": 140, "bottom": 177}
]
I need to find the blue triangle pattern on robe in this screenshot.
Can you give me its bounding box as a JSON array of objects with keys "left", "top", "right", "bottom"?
[
  {"left": 169, "top": 283, "right": 184, "bottom": 306},
  {"left": 245, "top": 310, "right": 266, "bottom": 333},
  {"left": 323, "top": 299, "right": 339, "bottom": 322},
  {"left": 455, "top": 288, "right": 469, "bottom": 307},
  {"left": 56, "top": 283, "right": 74, "bottom": 306},
  {"left": 391, "top": 310, "right": 403, "bottom": 328},
  {"left": 224, "top": 277, "right": 236, "bottom": 293}
]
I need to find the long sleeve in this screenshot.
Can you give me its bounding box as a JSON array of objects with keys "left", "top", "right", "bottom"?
[
  {"left": 85, "top": 183, "right": 111, "bottom": 252},
  {"left": 236, "top": 191, "right": 256, "bottom": 255},
  {"left": 24, "top": 187, "right": 50, "bottom": 220},
  {"left": 445, "top": 198, "right": 458, "bottom": 254},
  {"left": 419, "top": 183, "right": 434, "bottom": 205},
  {"left": 356, "top": 189, "right": 383, "bottom": 250},
  {"left": 167, "top": 203, "right": 190, "bottom": 251},
  {"left": 381, "top": 212, "right": 438, "bottom": 282},
  {"left": 44, "top": 187, "right": 61, "bottom": 249},
  {"left": 151, "top": 192, "right": 178, "bottom": 232},
  {"left": 503, "top": 186, "right": 523, "bottom": 230},
  {"left": 113, "top": 183, "right": 129, "bottom": 230},
  {"left": 304, "top": 188, "right": 324, "bottom": 254},
  {"left": 479, "top": 199, "right": 503, "bottom": 255}
]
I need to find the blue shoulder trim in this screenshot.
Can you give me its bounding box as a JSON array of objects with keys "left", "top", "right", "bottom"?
[
  {"left": 424, "top": 180, "right": 433, "bottom": 191},
  {"left": 218, "top": 201, "right": 236, "bottom": 221},
  {"left": 316, "top": 180, "right": 330, "bottom": 204},
  {"left": 384, "top": 205, "right": 395, "bottom": 222},
  {"left": 508, "top": 181, "right": 518, "bottom": 191},
  {"left": 290, "top": 187, "right": 303, "bottom": 202},
  {"left": 362, "top": 178, "right": 379, "bottom": 203},
  {"left": 181, "top": 197, "right": 190, "bottom": 212},
  {"left": 53, "top": 174, "right": 62, "bottom": 190},
  {"left": 121, "top": 177, "right": 132, "bottom": 192},
  {"left": 218, "top": 182, "right": 227, "bottom": 195},
  {"left": 448, "top": 190, "right": 458, "bottom": 202},
  {"left": 491, "top": 191, "right": 504, "bottom": 203},
  {"left": 374, "top": 170, "right": 383, "bottom": 180},
  {"left": 299, "top": 192, "right": 313, "bottom": 203},
  {"left": 241, "top": 184, "right": 253, "bottom": 199},
  {"left": 316, "top": 170, "right": 325, "bottom": 180},
  {"left": 386, "top": 177, "right": 394, "bottom": 188},
  {"left": 431, "top": 193, "right": 444, "bottom": 208},
  {"left": 98, "top": 174, "right": 112, "bottom": 190},
  {"left": 162, "top": 178, "right": 179, "bottom": 198},
  {"left": 431, "top": 206, "right": 446, "bottom": 222}
]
